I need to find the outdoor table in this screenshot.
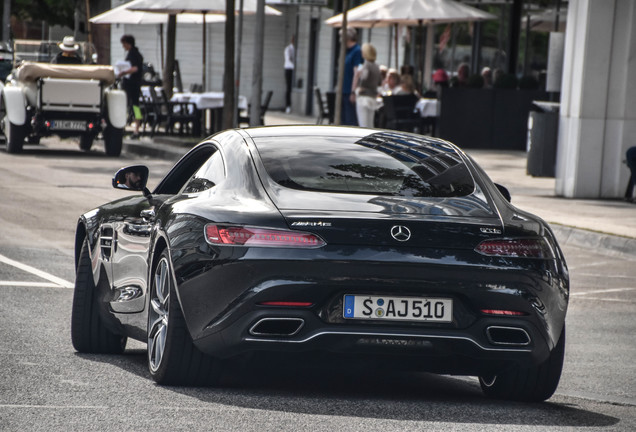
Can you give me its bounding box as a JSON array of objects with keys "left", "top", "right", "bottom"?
[
  {"left": 416, "top": 98, "right": 439, "bottom": 118},
  {"left": 172, "top": 91, "right": 248, "bottom": 135},
  {"left": 416, "top": 98, "right": 439, "bottom": 136}
]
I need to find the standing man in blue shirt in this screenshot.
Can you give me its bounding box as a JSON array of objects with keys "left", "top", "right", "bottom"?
[{"left": 342, "top": 28, "right": 362, "bottom": 126}]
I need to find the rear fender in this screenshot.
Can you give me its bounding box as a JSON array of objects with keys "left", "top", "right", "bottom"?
[
  {"left": 105, "top": 89, "right": 127, "bottom": 129},
  {"left": 3, "top": 86, "right": 27, "bottom": 126}
]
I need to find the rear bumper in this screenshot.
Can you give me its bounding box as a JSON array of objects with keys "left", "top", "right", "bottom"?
[
  {"left": 173, "top": 245, "right": 567, "bottom": 372},
  {"left": 193, "top": 307, "right": 551, "bottom": 374}
]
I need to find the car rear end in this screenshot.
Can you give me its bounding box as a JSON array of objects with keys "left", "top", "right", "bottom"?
[
  {"left": 35, "top": 77, "right": 103, "bottom": 138},
  {"left": 182, "top": 128, "right": 568, "bottom": 377}
]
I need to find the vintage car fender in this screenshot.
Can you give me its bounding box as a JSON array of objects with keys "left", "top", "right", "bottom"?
[
  {"left": 105, "top": 89, "right": 127, "bottom": 129},
  {"left": 2, "top": 86, "right": 27, "bottom": 126}
]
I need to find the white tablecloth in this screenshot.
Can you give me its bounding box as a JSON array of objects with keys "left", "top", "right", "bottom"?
[
  {"left": 416, "top": 98, "right": 439, "bottom": 118},
  {"left": 171, "top": 91, "right": 248, "bottom": 111}
]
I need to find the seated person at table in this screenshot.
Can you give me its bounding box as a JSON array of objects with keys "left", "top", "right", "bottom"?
[
  {"left": 450, "top": 63, "right": 470, "bottom": 87},
  {"left": 481, "top": 67, "right": 493, "bottom": 89},
  {"left": 394, "top": 73, "right": 419, "bottom": 97},
  {"left": 378, "top": 64, "right": 388, "bottom": 94},
  {"left": 381, "top": 69, "right": 401, "bottom": 95},
  {"left": 432, "top": 68, "right": 449, "bottom": 98}
]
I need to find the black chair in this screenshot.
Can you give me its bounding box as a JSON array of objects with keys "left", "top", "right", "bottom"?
[
  {"left": 238, "top": 90, "right": 273, "bottom": 127},
  {"left": 382, "top": 94, "right": 420, "bottom": 133},
  {"left": 314, "top": 87, "right": 332, "bottom": 124},
  {"left": 145, "top": 86, "right": 199, "bottom": 136}
]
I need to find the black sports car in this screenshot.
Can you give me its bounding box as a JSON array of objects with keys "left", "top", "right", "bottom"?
[{"left": 71, "top": 126, "right": 569, "bottom": 401}]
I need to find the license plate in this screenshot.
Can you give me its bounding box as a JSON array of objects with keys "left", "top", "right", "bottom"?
[
  {"left": 343, "top": 295, "right": 452, "bottom": 323},
  {"left": 50, "top": 120, "right": 86, "bottom": 131}
]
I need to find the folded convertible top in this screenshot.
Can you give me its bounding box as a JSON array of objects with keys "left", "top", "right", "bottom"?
[{"left": 15, "top": 62, "right": 116, "bottom": 85}]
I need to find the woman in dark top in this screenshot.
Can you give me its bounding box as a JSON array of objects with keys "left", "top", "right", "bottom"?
[{"left": 118, "top": 34, "right": 144, "bottom": 139}]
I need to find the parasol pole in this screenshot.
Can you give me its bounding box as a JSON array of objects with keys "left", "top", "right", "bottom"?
[
  {"left": 235, "top": 0, "right": 244, "bottom": 128},
  {"left": 394, "top": 23, "right": 398, "bottom": 70},
  {"left": 202, "top": 11, "right": 207, "bottom": 91},
  {"left": 424, "top": 23, "right": 434, "bottom": 90}
]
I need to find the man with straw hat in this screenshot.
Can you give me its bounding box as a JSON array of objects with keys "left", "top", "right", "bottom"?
[{"left": 52, "top": 36, "right": 83, "bottom": 65}]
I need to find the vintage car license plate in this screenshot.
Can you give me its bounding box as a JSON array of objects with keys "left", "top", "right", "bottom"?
[
  {"left": 343, "top": 295, "right": 452, "bottom": 322},
  {"left": 51, "top": 120, "right": 86, "bottom": 131}
]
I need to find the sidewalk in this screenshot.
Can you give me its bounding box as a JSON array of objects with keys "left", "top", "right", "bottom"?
[{"left": 123, "top": 111, "right": 636, "bottom": 259}]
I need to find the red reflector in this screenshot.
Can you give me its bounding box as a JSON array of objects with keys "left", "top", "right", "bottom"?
[
  {"left": 45, "top": 121, "right": 51, "bottom": 127},
  {"left": 475, "top": 238, "right": 553, "bottom": 258},
  {"left": 205, "top": 224, "right": 326, "bottom": 248},
  {"left": 481, "top": 309, "right": 527, "bottom": 316},
  {"left": 259, "top": 301, "right": 313, "bottom": 307},
  {"left": 88, "top": 123, "right": 94, "bottom": 130}
]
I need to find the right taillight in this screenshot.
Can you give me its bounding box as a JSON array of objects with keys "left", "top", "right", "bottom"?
[{"left": 475, "top": 238, "right": 554, "bottom": 259}]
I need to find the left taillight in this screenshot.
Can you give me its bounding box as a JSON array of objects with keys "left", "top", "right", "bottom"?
[
  {"left": 475, "top": 238, "right": 554, "bottom": 259},
  {"left": 205, "top": 224, "right": 326, "bottom": 248}
]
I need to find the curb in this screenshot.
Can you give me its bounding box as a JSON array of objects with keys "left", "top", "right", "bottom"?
[{"left": 550, "top": 224, "right": 636, "bottom": 261}]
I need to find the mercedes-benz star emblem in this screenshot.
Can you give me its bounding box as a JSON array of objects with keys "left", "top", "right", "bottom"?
[{"left": 390, "top": 225, "right": 411, "bottom": 242}]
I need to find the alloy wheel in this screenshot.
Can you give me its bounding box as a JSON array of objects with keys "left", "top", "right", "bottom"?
[{"left": 148, "top": 257, "right": 171, "bottom": 373}]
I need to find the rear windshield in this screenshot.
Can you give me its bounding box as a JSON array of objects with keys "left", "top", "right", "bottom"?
[{"left": 253, "top": 131, "right": 475, "bottom": 198}]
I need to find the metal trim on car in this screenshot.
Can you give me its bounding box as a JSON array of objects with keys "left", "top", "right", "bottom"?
[{"left": 244, "top": 330, "right": 533, "bottom": 353}]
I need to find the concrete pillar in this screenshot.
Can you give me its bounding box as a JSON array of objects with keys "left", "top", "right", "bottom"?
[{"left": 555, "top": 0, "right": 636, "bottom": 198}]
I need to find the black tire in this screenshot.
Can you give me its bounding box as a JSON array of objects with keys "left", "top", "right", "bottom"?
[
  {"left": 5, "top": 117, "right": 26, "bottom": 154},
  {"left": 147, "top": 250, "right": 221, "bottom": 386},
  {"left": 79, "top": 132, "right": 94, "bottom": 151},
  {"left": 103, "top": 125, "right": 123, "bottom": 157},
  {"left": 71, "top": 240, "right": 127, "bottom": 354},
  {"left": 479, "top": 325, "right": 566, "bottom": 402}
]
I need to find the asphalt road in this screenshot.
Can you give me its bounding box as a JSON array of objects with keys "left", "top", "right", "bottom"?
[{"left": 0, "top": 137, "right": 634, "bottom": 431}]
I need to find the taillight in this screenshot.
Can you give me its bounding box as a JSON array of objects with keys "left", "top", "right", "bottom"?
[
  {"left": 475, "top": 238, "right": 554, "bottom": 259},
  {"left": 481, "top": 309, "right": 527, "bottom": 316},
  {"left": 259, "top": 301, "right": 313, "bottom": 307},
  {"left": 205, "top": 224, "right": 326, "bottom": 248}
]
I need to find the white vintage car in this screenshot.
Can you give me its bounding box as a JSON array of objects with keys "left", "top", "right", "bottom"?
[{"left": 1, "top": 62, "right": 127, "bottom": 156}]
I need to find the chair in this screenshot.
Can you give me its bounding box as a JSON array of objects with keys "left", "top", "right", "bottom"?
[
  {"left": 314, "top": 87, "right": 332, "bottom": 124},
  {"left": 382, "top": 94, "right": 421, "bottom": 133},
  {"left": 144, "top": 86, "right": 199, "bottom": 136},
  {"left": 238, "top": 90, "right": 273, "bottom": 127}
]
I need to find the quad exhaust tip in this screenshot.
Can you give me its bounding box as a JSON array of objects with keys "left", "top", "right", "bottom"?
[
  {"left": 249, "top": 318, "right": 304, "bottom": 337},
  {"left": 486, "top": 326, "right": 531, "bottom": 346}
]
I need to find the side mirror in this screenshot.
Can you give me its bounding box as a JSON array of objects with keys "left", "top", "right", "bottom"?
[
  {"left": 495, "top": 183, "right": 511, "bottom": 203},
  {"left": 113, "top": 165, "right": 149, "bottom": 192}
]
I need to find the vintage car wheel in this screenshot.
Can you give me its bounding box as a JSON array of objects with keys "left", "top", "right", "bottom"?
[
  {"left": 4, "top": 116, "right": 26, "bottom": 154},
  {"left": 103, "top": 125, "right": 123, "bottom": 157},
  {"left": 71, "top": 239, "right": 127, "bottom": 354},
  {"left": 479, "top": 325, "right": 565, "bottom": 402},
  {"left": 79, "top": 132, "right": 94, "bottom": 151},
  {"left": 147, "top": 250, "right": 221, "bottom": 386}
]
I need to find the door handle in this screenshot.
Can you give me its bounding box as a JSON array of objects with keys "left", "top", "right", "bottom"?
[{"left": 140, "top": 208, "right": 156, "bottom": 221}]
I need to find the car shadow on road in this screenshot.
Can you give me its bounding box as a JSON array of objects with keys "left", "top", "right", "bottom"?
[
  {"left": 78, "top": 348, "right": 619, "bottom": 428},
  {"left": 0, "top": 138, "right": 133, "bottom": 159}
]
